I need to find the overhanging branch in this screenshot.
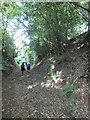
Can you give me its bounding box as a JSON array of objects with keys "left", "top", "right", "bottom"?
[
  {"left": 70, "top": 3, "right": 88, "bottom": 22},
  {"left": 72, "top": 3, "right": 90, "bottom": 13}
]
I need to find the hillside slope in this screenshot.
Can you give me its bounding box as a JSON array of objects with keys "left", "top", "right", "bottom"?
[{"left": 2, "top": 36, "right": 89, "bottom": 118}]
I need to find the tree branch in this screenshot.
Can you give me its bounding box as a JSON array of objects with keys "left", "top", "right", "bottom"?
[
  {"left": 71, "top": 3, "right": 88, "bottom": 22},
  {"left": 17, "top": 18, "right": 28, "bottom": 28},
  {"left": 72, "top": 2, "right": 90, "bottom": 13}
]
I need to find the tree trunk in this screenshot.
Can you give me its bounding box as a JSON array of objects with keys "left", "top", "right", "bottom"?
[
  {"left": 87, "top": 2, "right": 90, "bottom": 92},
  {"left": 88, "top": 2, "right": 90, "bottom": 36}
]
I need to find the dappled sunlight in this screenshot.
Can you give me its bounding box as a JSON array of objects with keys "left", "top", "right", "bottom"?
[
  {"left": 49, "top": 57, "right": 54, "bottom": 61},
  {"left": 50, "top": 64, "right": 55, "bottom": 71},
  {"left": 40, "top": 82, "right": 45, "bottom": 88},
  {"left": 77, "top": 43, "right": 85, "bottom": 50},
  {"left": 27, "top": 82, "right": 39, "bottom": 90},
  {"left": 49, "top": 57, "right": 56, "bottom": 63},
  {"left": 40, "top": 80, "right": 54, "bottom": 88},
  {"left": 40, "top": 70, "right": 66, "bottom": 89},
  {"left": 73, "top": 38, "right": 79, "bottom": 44},
  {"left": 37, "top": 61, "right": 43, "bottom": 66}
]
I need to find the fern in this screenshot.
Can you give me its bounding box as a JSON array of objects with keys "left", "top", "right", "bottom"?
[{"left": 48, "top": 71, "right": 57, "bottom": 81}]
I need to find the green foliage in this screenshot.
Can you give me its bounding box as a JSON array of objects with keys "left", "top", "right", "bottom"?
[
  {"left": 56, "top": 56, "right": 65, "bottom": 64},
  {"left": 20, "top": 2, "right": 88, "bottom": 65},
  {"left": 48, "top": 71, "right": 57, "bottom": 81},
  {"left": 0, "top": 64, "right": 2, "bottom": 71},
  {"left": 0, "top": 2, "right": 22, "bottom": 18},
  {"left": 60, "top": 83, "right": 74, "bottom": 97},
  {"left": 2, "top": 29, "right": 16, "bottom": 73},
  {"left": 0, "top": 2, "right": 88, "bottom": 68},
  {"left": 0, "top": 2, "right": 20, "bottom": 70}
]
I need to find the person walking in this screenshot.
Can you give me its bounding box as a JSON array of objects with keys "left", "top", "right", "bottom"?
[
  {"left": 21, "top": 62, "right": 25, "bottom": 75},
  {"left": 26, "top": 63, "right": 30, "bottom": 72}
]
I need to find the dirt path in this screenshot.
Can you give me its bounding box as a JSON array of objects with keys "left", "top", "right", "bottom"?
[
  {"left": 2, "top": 46, "right": 89, "bottom": 118},
  {"left": 2, "top": 70, "right": 66, "bottom": 118}
]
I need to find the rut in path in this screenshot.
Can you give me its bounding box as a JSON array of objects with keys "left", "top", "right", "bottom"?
[{"left": 2, "top": 45, "right": 89, "bottom": 118}]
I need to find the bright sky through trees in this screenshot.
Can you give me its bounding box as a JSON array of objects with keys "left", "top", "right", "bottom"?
[{"left": 13, "top": 28, "right": 30, "bottom": 63}]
